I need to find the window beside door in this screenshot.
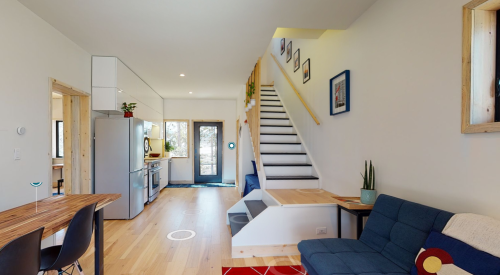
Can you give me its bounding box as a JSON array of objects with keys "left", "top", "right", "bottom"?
[{"left": 164, "top": 120, "right": 189, "bottom": 158}]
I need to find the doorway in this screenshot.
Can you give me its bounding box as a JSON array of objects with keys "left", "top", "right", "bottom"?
[
  {"left": 49, "top": 78, "right": 91, "bottom": 195},
  {"left": 194, "top": 122, "right": 223, "bottom": 183}
]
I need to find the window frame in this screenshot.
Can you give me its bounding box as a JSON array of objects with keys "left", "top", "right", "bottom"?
[
  {"left": 164, "top": 119, "right": 190, "bottom": 158},
  {"left": 55, "top": 120, "right": 64, "bottom": 158},
  {"left": 462, "top": 0, "right": 500, "bottom": 133}
]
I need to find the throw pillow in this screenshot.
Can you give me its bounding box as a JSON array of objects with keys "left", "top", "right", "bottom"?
[{"left": 411, "top": 231, "right": 500, "bottom": 275}]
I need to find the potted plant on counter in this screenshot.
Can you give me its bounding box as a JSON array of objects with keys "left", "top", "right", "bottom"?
[
  {"left": 121, "top": 102, "right": 137, "bottom": 118},
  {"left": 360, "top": 160, "right": 377, "bottom": 205},
  {"left": 164, "top": 140, "right": 174, "bottom": 158}
]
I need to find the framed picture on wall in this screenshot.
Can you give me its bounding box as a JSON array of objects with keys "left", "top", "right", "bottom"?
[
  {"left": 330, "top": 70, "right": 350, "bottom": 116},
  {"left": 302, "top": 58, "right": 311, "bottom": 84},
  {"left": 280, "top": 38, "right": 285, "bottom": 55},
  {"left": 294, "top": 49, "right": 300, "bottom": 72},
  {"left": 286, "top": 41, "right": 292, "bottom": 63}
]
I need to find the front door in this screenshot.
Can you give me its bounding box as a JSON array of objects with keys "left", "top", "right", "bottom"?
[{"left": 194, "top": 122, "right": 223, "bottom": 183}]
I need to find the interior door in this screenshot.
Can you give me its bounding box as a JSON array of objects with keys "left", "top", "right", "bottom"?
[{"left": 194, "top": 122, "right": 223, "bottom": 183}]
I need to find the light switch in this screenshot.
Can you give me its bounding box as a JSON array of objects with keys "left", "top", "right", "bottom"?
[{"left": 14, "top": 148, "right": 21, "bottom": 160}]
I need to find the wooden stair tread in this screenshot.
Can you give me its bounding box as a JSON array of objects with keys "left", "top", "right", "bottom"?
[
  {"left": 266, "top": 189, "right": 339, "bottom": 205},
  {"left": 244, "top": 200, "right": 267, "bottom": 219},
  {"left": 228, "top": 213, "right": 249, "bottom": 237}
]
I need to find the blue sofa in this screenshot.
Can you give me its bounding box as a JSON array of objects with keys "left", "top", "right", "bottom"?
[{"left": 298, "top": 194, "right": 454, "bottom": 275}]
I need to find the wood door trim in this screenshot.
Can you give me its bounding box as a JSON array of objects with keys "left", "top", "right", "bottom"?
[{"left": 49, "top": 78, "right": 90, "bottom": 195}]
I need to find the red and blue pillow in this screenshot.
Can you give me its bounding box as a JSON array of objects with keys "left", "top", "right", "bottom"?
[{"left": 411, "top": 231, "right": 500, "bottom": 275}]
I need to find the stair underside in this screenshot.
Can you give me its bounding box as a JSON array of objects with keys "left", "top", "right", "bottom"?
[
  {"left": 228, "top": 213, "right": 249, "bottom": 237},
  {"left": 261, "top": 117, "right": 289, "bottom": 120}
]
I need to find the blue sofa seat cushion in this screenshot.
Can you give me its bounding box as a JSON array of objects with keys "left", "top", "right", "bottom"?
[{"left": 298, "top": 239, "right": 408, "bottom": 275}]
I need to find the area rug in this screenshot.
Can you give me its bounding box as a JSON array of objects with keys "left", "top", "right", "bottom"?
[
  {"left": 166, "top": 183, "right": 236, "bottom": 188},
  {"left": 222, "top": 266, "right": 308, "bottom": 275}
]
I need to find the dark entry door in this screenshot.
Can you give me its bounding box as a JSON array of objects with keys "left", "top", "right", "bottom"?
[{"left": 194, "top": 122, "right": 223, "bottom": 183}]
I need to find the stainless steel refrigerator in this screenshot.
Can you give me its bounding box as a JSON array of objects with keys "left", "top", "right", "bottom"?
[{"left": 95, "top": 117, "right": 145, "bottom": 219}]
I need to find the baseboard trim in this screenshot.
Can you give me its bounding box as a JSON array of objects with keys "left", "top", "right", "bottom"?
[
  {"left": 169, "top": 180, "right": 192, "bottom": 184},
  {"left": 232, "top": 244, "right": 299, "bottom": 258}
]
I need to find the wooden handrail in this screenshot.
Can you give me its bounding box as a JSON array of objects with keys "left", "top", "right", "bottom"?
[
  {"left": 245, "top": 58, "right": 262, "bottom": 170},
  {"left": 270, "top": 53, "right": 320, "bottom": 125}
]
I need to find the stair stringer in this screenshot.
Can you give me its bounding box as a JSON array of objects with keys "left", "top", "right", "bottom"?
[
  {"left": 272, "top": 86, "right": 323, "bottom": 188},
  {"left": 231, "top": 201, "right": 338, "bottom": 258}
]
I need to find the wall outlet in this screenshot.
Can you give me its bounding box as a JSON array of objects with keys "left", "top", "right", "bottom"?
[{"left": 316, "top": 227, "right": 327, "bottom": 235}]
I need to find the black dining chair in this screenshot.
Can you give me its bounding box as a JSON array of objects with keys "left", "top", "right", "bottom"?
[
  {"left": 40, "top": 202, "right": 97, "bottom": 275},
  {"left": 0, "top": 227, "right": 44, "bottom": 275}
]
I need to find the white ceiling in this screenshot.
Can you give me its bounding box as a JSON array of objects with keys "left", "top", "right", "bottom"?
[{"left": 19, "top": 0, "right": 376, "bottom": 99}]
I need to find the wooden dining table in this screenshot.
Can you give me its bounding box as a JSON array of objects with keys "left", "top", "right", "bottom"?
[{"left": 0, "top": 194, "right": 120, "bottom": 275}]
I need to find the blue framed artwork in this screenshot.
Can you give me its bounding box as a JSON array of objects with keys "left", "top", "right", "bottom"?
[{"left": 330, "top": 70, "right": 350, "bottom": 116}]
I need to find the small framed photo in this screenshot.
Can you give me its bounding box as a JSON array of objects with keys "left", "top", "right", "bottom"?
[
  {"left": 302, "top": 58, "right": 311, "bottom": 84},
  {"left": 280, "top": 38, "right": 285, "bottom": 55},
  {"left": 286, "top": 41, "right": 292, "bottom": 63},
  {"left": 294, "top": 49, "right": 300, "bottom": 72},
  {"left": 330, "top": 70, "right": 350, "bottom": 116}
]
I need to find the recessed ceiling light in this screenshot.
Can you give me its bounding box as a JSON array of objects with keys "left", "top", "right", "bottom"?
[
  {"left": 180, "top": 74, "right": 185, "bottom": 77},
  {"left": 118, "top": 89, "right": 123, "bottom": 93},
  {"left": 189, "top": 92, "right": 193, "bottom": 94}
]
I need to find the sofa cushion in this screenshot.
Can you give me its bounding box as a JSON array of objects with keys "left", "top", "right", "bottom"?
[
  {"left": 359, "top": 195, "right": 454, "bottom": 272},
  {"left": 298, "top": 239, "right": 408, "bottom": 275}
]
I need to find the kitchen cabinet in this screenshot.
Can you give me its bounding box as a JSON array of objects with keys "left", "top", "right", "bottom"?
[
  {"left": 91, "top": 56, "right": 163, "bottom": 115},
  {"left": 160, "top": 159, "right": 170, "bottom": 189}
]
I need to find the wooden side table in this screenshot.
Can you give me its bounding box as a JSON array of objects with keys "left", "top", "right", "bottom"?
[{"left": 331, "top": 197, "right": 374, "bottom": 240}]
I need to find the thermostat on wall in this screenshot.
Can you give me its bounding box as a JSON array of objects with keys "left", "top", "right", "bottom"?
[{"left": 17, "top": 127, "right": 26, "bottom": 135}]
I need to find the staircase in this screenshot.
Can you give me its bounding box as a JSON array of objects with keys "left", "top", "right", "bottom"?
[
  {"left": 259, "top": 87, "right": 319, "bottom": 189},
  {"left": 227, "top": 85, "right": 335, "bottom": 259}
]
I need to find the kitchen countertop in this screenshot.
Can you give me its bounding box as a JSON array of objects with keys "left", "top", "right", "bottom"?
[{"left": 144, "top": 157, "right": 170, "bottom": 163}]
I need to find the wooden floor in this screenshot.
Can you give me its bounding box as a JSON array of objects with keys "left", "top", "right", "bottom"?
[
  {"left": 266, "top": 189, "right": 339, "bottom": 205},
  {"left": 54, "top": 187, "right": 301, "bottom": 275}
]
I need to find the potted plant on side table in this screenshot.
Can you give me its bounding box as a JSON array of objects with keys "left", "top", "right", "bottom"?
[
  {"left": 360, "top": 160, "right": 377, "bottom": 205},
  {"left": 164, "top": 141, "right": 174, "bottom": 158},
  {"left": 121, "top": 102, "right": 137, "bottom": 118}
]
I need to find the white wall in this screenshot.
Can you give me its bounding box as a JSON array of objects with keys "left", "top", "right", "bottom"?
[
  {"left": 0, "top": 0, "right": 91, "bottom": 211},
  {"left": 262, "top": 0, "right": 500, "bottom": 219},
  {"left": 163, "top": 99, "right": 237, "bottom": 183}
]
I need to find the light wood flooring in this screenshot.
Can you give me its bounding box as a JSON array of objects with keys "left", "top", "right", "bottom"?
[
  {"left": 53, "top": 187, "right": 301, "bottom": 275},
  {"left": 266, "top": 189, "right": 339, "bottom": 205}
]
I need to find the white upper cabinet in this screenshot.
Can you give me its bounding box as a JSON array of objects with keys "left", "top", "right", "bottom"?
[
  {"left": 92, "top": 56, "right": 117, "bottom": 88},
  {"left": 91, "top": 56, "right": 163, "bottom": 119}
]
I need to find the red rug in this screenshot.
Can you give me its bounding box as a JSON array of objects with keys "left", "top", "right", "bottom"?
[{"left": 222, "top": 265, "right": 308, "bottom": 275}]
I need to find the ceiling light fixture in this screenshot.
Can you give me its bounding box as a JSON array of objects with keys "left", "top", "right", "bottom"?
[
  {"left": 189, "top": 92, "right": 193, "bottom": 94},
  {"left": 180, "top": 74, "right": 185, "bottom": 77},
  {"left": 118, "top": 89, "right": 123, "bottom": 93}
]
